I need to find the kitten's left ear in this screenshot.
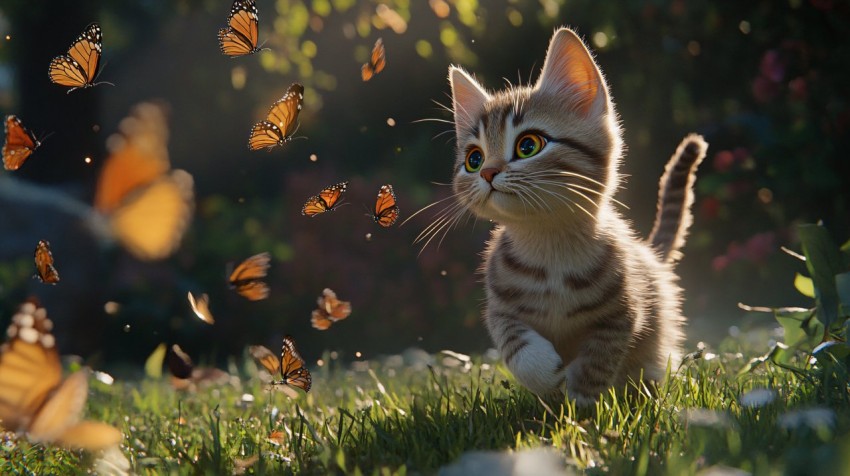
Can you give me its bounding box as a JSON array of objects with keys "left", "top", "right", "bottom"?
[{"left": 535, "top": 28, "right": 609, "bottom": 117}]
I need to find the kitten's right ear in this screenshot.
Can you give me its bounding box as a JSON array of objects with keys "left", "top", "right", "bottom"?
[{"left": 449, "top": 66, "right": 490, "bottom": 136}]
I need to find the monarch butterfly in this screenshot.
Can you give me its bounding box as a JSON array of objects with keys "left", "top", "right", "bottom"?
[
  {"left": 167, "top": 344, "right": 194, "bottom": 380},
  {"left": 310, "top": 288, "right": 352, "bottom": 330},
  {"left": 48, "top": 23, "right": 111, "bottom": 93},
  {"left": 34, "top": 240, "right": 60, "bottom": 284},
  {"left": 370, "top": 184, "right": 400, "bottom": 227},
  {"left": 248, "top": 83, "right": 304, "bottom": 151},
  {"left": 301, "top": 181, "right": 349, "bottom": 217},
  {"left": 218, "top": 0, "right": 263, "bottom": 57},
  {"left": 228, "top": 252, "right": 270, "bottom": 301},
  {"left": 249, "top": 336, "right": 312, "bottom": 393},
  {"left": 92, "top": 102, "right": 194, "bottom": 261},
  {"left": 0, "top": 301, "right": 123, "bottom": 450},
  {"left": 187, "top": 292, "right": 215, "bottom": 325},
  {"left": 3, "top": 115, "right": 41, "bottom": 171},
  {"left": 361, "top": 38, "right": 386, "bottom": 81}
]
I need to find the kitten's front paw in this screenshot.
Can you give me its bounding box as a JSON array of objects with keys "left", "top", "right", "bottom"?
[
  {"left": 564, "top": 360, "right": 604, "bottom": 406},
  {"left": 504, "top": 331, "right": 564, "bottom": 396}
]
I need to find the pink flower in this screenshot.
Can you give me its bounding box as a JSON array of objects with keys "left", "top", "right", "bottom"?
[{"left": 713, "top": 150, "right": 735, "bottom": 172}]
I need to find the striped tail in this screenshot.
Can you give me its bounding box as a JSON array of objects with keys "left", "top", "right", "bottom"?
[{"left": 648, "top": 134, "right": 708, "bottom": 263}]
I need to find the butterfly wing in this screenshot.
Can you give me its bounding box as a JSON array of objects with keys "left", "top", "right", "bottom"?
[
  {"left": 0, "top": 302, "right": 62, "bottom": 432},
  {"left": 319, "top": 288, "right": 351, "bottom": 321},
  {"left": 301, "top": 181, "right": 348, "bottom": 217},
  {"left": 57, "top": 421, "right": 123, "bottom": 451},
  {"left": 361, "top": 38, "right": 385, "bottom": 81},
  {"left": 249, "top": 345, "right": 280, "bottom": 376},
  {"left": 27, "top": 370, "right": 88, "bottom": 443},
  {"left": 248, "top": 83, "right": 303, "bottom": 151},
  {"left": 373, "top": 184, "right": 400, "bottom": 227},
  {"left": 48, "top": 23, "right": 102, "bottom": 89},
  {"left": 3, "top": 115, "right": 40, "bottom": 171},
  {"left": 310, "top": 309, "right": 333, "bottom": 330},
  {"left": 218, "top": 0, "right": 260, "bottom": 57},
  {"left": 95, "top": 103, "right": 194, "bottom": 260},
  {"left": 228, "top": 252, "right": 271, "bottom": 301},
  {"left": 167, "top": 344, "right": 194, "bottom": 380},
  {"left": 34, "top": 240, "right": 60, "bottom": 284},
  {"left": 187, "top": 292, "right": 215, "bottom": 325},
  {"left": 280, "top": 336, "right": 311, "bottom": 392}
]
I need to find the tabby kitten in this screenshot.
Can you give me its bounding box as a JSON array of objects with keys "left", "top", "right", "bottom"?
[{"left": 448, "top": 27, "right": 707, "bottom": 404}]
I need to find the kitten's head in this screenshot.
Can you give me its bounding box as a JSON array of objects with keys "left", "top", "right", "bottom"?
[{"left": 450, "top": 27, "right": 622, "bottom": 228}]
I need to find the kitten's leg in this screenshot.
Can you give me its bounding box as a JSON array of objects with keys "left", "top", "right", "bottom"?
[
  {"left": 489, "top": 312, "right": 565, "bottom": 396},
  {"left": 564, "top": 317, "right": 631, "bottom": 405}
]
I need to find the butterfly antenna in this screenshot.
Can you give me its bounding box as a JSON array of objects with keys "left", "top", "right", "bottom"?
[
  {"left": 38, "top": 130, "right": 55, "bottom": 145},
  {"left": 361, "top": 203, "right": 374, "bottom": 219},
  {"left": 92, "top": 58, "right": 116, "bottom": 88}
]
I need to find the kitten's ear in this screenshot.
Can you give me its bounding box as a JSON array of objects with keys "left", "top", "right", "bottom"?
[
  {"left": 535, "top": 28, "right": 608, "bottom": 117},
  {"left": 450, "top": 66, "right": 490, "bottom": 136}
]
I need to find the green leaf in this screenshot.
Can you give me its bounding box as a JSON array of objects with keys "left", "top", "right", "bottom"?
[
  {"left": 837, "top": 272, "right": 850, "bottom": 318},
  {"left": 794, "top": 273, "right": 816, "bottom": 298},
  {"left": 144, "top": 343, "right": 167, "bottom": 379},
  {"left": 813, "top": 341, "right": 850, "bottom": 364},
  {"left": 798, "top": 224, "right": 844, "bottom": 328},
  {"left": 841, "top": 239, "right": 850, "bottom": 268},
  {"left": 774, "top": 308, "right": 822, "bottom": 349}
]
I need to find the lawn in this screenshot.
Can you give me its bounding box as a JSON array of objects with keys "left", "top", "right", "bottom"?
[{"left": 1, "top": 326, "right": 848, "bottom": 476}]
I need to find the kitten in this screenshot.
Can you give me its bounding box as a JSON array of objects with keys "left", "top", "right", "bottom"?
[{"left": 447, "top": 27, "right": 707, "bottom": 404}]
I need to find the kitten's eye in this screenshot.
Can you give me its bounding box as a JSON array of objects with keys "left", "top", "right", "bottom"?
[
  {"left": 515, "top": 133, "right": 547, "bottom": 159},
  {"left": 465, "top": 147, "right": 484, "bottom": 173}
]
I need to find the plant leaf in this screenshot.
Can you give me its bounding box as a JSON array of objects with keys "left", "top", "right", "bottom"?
[
  {"left": 798, "top": 224, "right": 844, "bottom": 328},
  {"left": 837, "top": 271, "right": 850, "bottom": 318},
  {"left": 145, "top": 342, "right": 167, "bottom": 379},
  {"left": 794, "top": 273, "right": 815, "bottom": 298},
  {"left": 774, "top": 308, "right": 822, "bottom": 349}
]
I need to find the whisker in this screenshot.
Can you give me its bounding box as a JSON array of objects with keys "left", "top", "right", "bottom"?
[{"left": 400, "top": 192, "right": 464, "bottom": 227}]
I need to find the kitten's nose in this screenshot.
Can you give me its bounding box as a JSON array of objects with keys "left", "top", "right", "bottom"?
[{"left": 480, "top": 167, "right": 501, "bottom": 183}]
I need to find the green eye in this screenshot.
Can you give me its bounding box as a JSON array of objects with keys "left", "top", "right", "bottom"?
[
  {"left": 465, "top": 147, "right": 484, "bottom": 172},
  {"left": 515, "top": 133, "right": 546, "bottom": 159}
]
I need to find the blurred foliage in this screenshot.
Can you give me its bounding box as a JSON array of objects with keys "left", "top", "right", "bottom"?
[{"left": 0, "top": 0, "right": 848, "bottom": 366}]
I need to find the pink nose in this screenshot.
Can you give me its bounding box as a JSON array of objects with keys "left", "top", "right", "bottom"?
[{"left": 480, "top": 167, "right": 501, "bottom": 183}]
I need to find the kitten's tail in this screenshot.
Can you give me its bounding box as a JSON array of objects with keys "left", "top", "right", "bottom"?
[{"left": 647, "top": 134, "right": 708, "bottom": 263}]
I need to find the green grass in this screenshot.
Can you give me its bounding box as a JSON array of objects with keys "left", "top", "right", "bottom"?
[{"left": 2, "top": 333, "right": 850, "bottom": 475}]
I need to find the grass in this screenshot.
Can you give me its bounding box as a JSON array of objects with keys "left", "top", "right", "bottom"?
[{"left": 2, "top": 330, "right": 850, "bottom": 475}]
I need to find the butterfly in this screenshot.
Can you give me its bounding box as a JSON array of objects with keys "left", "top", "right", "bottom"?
[
  {"left": 218, "top": 0, "right": 263, "bottom": 57},
  {"left": 187, "top": 292, "right": 215, "bottom": 325},
  {"left": 3, "top": 116, "right": 41, "bottom": 171},
  {"left": 361, "top": 37, "right": 386, "bottom": 81},
  {"left": 370, "top": 184, "right": 400, "bottom": 227},
  {"left": 249, "top": 336, "right": 312, "bottom": 393},
  {"left": 92, "top": 102, "right": 194, "bottom": 261},
  {"left": 48, "top": 23, "right": 111, "bottom": 93},
  {"left": 0, "top": 300, "right": 123, "bottom": 450},
  {"left": 167, "top": 344, "right": 194, "bottom": 380},
  {"left": 301, "top": 181, "right": 349, "bottom": 217},
  {"left": 248, "top": 83, "right": 304, "bottom": 151},
  {"left": 34, "top": 240, "right": 60, "bottom": 284},
  {"left": 311, "top": 288, "right": 352, "bottom": 330},
  {"left": 228, "top": 252, "right": 271, "bottom": 301}
]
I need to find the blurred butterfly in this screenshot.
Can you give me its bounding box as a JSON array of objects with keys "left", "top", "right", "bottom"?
[
  {"left": 248, "top": 83, "right": 304, "bottom": 151},
  {"left": 218, "top": 0, "right": 264, "bottom": 57},
  {"left": 311, "top": 288, "right": 352, "bottom": 330},
  {"left": 0, "top": 301, "right": 123, "bottom": 450},
  {"left": 361, "top": 37, "right": 386, "bottom": 81},
  {"left": 3, "top": 115, "right": 41, "bottom": 171},
  {"left": 228, "top": 252, "right": 270, "bottom": 301},
  {"left": 34, "top": 240, "right": 60, "bottom": 284},
  {"left": 92, "top": 102, "right": 194, "bottom": 261},
  {"left": 48, "top": 23, "right": 112, "bottom": 93},
  {"left": 187, "top": 292, "right": 215, "bottom": 325},
  {"left": 301, "top": 181, "right": 349, "bottom": 217},
  {"left": 249, "top": 336, "right": 312, "bottom": 393},
  {"left": 370, "top": 184, "right": 400, "bottom": 227},
  {"left": 167, "top": 344, "right": 194, "bottom": 380}
]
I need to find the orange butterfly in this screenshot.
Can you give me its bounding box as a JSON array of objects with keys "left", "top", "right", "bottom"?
[
  {"left": 228, "top": 252, "right": 270, "bottom": 301},
  {"left": 249, "top": 336, "right": 312, "bottom": 392},
  {"left": 218, "top": 0, "right": 263, "bottom": 57},
  {"left": 0, "top": 301, "right": 123, "bottom": 450},
  {"left": 92, "top": 102, "right": 194, "bottom": 261},
  {"left": 3, "top": 116, "right": 41, "bottom": 171},
  {"left": 361, "top": 38, "right": 386, "bottom": 81},
  {"left": 34, "top": 240, "right": 60, "bottom": 284},
  {"left": 311, "top": 288, "right": 352, "bottom": 330},
  {"left": 301, "top": 181, "right": 349, "bottom": 217},
  {"left": 248, "top": 83, "right": 304, "bottom": 151},
  {"left": 48, "top": 23, "right": 111, "bottom": 93},
  {"left": 370, "top": 184, "right": 400, "bottom": 227},
  {"left": 187, "top": 292, "right": 215, "bottom": 325}
]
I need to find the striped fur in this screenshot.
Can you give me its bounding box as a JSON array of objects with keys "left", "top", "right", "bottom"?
[
  {"left": 648, "top": 134, "right": 708, "bottom": 262},
  {"left": 447, "top": 27, "right": 705, "bottom": 404}
]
